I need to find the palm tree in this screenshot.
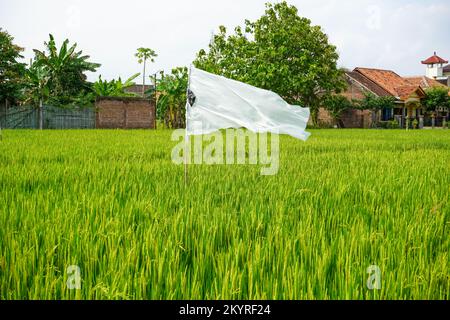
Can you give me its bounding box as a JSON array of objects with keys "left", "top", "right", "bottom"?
[{"left": 135, "top": 48, "right": 157, "bottom": 96}]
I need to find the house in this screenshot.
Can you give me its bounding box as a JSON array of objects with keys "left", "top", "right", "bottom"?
[
  {"left": 443, "top": 64, "right": 450, "bottom": 84},
  {"left": 317, "top": 53, "right": 449, "bottom": 128},
  {"left": 421, "top": 52, "right": 449, "bottom": 86}
]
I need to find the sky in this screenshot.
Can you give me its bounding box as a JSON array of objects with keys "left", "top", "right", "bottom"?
[{"left": 1, "top": 0, "right": 449, "bottom": 82}]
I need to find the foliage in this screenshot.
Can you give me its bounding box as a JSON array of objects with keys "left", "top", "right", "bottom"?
[
  {"left": 92, "top": 73, "right": 140, "bottom": 97},
  {"left": 387, "top": 120, "right": 400, "bottom": 129},
  {"left": 31, "top": 34, "right": 100, "bottom": 106},
  {"left": 356, "top": 92, "right": 396, "bottom": 111},
  {"left": 0, "top": 28, "right": 26, "bottom": 105},
  {"left": 135, "top": 47, "right": 157, "bottom": 95},
  {"left": 156, "top": 67, "right": 188, "bottom": 128},
  {"left": 422, "top": 87, "right": 450, "bottom": 112},
  {"left": 322, "top": 95, "right": 353, "bottom": 127},
  {"left": 194, "top": 1, "right": 346, "bottom": 125},
  {"left": 135, "top": 48, "right": 157, "bottom": 64},
  {"left": 23, "top": 62, "right": 50, "bottom": 107},
  {"left": 378, "top": 120, "right": 400, "bottom": 129},
  {"left": 0, "top": 129, "right": 449, "bottom": 299}
]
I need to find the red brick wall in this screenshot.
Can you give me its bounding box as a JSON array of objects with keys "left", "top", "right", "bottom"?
[{"left": 96, "top": 97, "right": 155, "bottom": 129}]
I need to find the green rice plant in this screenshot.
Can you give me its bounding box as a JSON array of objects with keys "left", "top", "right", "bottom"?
[{"left": 0, "top": 129, "right": 448, "bottom": 299}]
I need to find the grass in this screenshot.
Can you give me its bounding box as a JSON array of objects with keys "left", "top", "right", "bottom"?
[{"left": 0, "top": 129, "right": 449, "bottom": 299}]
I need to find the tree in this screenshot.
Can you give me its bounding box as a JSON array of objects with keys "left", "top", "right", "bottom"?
[
  {"left": 92, "top": 73, "right": 140, "bottom": 97},
  {"left": 356, "top": 92, "right": 396, "bottom": 126},
  {"left": 32, "top": 34, "right": 100, "bottom": 105},
  {"left": 0, "top": 28, "right": 26, "bottom": 106},
  {"left": 194, "top": 1, "right": 346, "bottom": 125},
  {"left": 422, "top": 87, "right": 450, "bottom": 113},
  {"left": 135, "top": 48, "right": 157, "bottom": 96},
  {"left": 24, "top": 63, "right": 50, "bottom": 129},
  {"left": 322, "top": 95, "right": 353, "bottom": 127},
  {"left": 156, "top": 67, "right": 188, "bottom": 128}
]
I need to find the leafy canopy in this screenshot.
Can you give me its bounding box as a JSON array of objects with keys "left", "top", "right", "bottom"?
[
  {"left": 422, "top": 87, "right": 450, "bottom": 112},
  {"left": 357, "top": 92, "right": 396, "bottom": 111},
  {"left": 156, "top": 67, "right": 188, "bottom": 128},
  {"left": 0, "top": 28, "right": 26, "bottom": 104},
  {"left": 194, "top": 1, "right": 346, "bottom": 123},
  {"left": 31, "top": 34, "right": 100, "bottom": 106},
  {"left": 135, "top": 48, "right": 157, "bottom": 64}
]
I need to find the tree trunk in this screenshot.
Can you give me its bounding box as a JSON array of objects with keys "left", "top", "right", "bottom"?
[
  {"left": 39, "top": 99, "right": 44, "bottom": 130},
  {"left": 142, "top": 59, "right": 146, "bottom": 97},
  {"left": 311, "top": 108, "right": 319, "bottom": 127}
]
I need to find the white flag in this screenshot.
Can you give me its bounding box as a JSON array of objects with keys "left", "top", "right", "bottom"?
[{"left": 186, "top": 67, "right": 310, "bottom": 140}]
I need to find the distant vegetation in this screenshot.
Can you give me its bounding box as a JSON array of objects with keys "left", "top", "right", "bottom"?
[{"left": 92, "top": 73, "right": 140, "bottom": 98}]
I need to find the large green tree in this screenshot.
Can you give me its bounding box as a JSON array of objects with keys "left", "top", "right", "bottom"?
[
  {"left": 0, "top": 28, "right": 26, "bottom": 106},
  {"left": 194, "top": 1, "right": 346, "bottom": 124}
]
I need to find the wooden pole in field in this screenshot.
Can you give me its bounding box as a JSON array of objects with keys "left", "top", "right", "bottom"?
[
  {"left": 185, "top": 66, "right": 192, "bottom": 185},
  {"left": 184, "top": 133, "right": 189, "bottom": 185}
]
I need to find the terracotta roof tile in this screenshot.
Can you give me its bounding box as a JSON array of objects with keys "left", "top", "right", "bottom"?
[
  {"left": 404, "top": 76, "right": 447, "bottom": 89},
  {"left": 354, "top": 67, "right": 408, "bottom": 97},
  {"left": 421, "top": 52, "right": 448, "bottom": 64},
  {"left": 394, "top": 85, "right": 425, "bottom": 100},
  {"left": 345, "top": 71, "right": 391, "bottom": 97}
]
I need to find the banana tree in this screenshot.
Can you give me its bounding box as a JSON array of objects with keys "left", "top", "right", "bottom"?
[
  {"left": 32, "top": 34, "right": 100, "bottom": 100},
  {"left": 24, "top": 63, "right": 50, "bottom": 129},
  {"left": 92, "top": 73, "right": 140, "bottom": 97},
  {"left": 156, "top": 67, "right": 188, "bottom": 128}
]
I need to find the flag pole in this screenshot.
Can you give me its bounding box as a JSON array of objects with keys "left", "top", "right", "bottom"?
[{"left": 185, "top": 65, "right": 192, "bottom": 185}]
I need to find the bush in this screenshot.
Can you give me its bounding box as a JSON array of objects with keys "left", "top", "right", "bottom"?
[{"left": 387, "top": 120, "right": 400, "bottom": 129}]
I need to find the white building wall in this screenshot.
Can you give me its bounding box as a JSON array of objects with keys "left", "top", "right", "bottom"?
[{"left": 425, "top": 64, "right": 444, "bottom": 78}]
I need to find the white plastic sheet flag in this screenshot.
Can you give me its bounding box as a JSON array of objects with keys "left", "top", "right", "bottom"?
[{"left": 186, "top": 67, "right": 311, "bottom": 140}]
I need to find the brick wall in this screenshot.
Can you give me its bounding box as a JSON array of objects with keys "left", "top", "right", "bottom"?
[{"left": 96, "top": 97, "right": 155, "bottom": 129}]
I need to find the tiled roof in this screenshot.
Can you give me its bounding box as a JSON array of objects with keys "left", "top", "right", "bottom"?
[
  {"left": 345, "top": 71, "right": 391, "bottom": 97},
  {"left": 421, "top": 52, "right": 448, "bottom": 64},
  {"left": 348, "top": 67, "right": 431, "bottom": 101},
  {"left": 354, "top": 67, "right": 408, "bottom": 97},
  {"left": 394, "top": 85, "right": 425, "bottom": 100},
  {"left": 443, "top": 64, "right": 450, "bottom": 73},
  {"left": 404, "top": 76, "right": 447, "bottom": 89}
]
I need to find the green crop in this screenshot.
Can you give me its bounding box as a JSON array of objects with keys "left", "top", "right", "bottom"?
[{"left": 0, "top": 129, "right": 448, "bottom": 299}]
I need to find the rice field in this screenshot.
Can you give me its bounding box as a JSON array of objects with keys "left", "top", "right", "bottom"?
[{"left": 0, "top": 129, "right": 449, "bottom": 300}]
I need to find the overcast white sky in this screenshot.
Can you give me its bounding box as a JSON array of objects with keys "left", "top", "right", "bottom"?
[{"left": 1, "top": 0, "right": 449, "bottom": 82}]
